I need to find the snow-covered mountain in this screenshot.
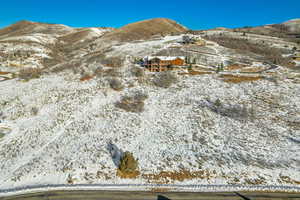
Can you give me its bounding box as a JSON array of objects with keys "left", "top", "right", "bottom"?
[
  {"left": 0, "top": 18, "right": 299, "bottom": 192},
  {"left": 283, "top": 18, "right": 300, "bottom": 32}
]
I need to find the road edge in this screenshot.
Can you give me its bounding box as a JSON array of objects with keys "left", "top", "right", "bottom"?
[{"left": 0, "top": 184, "right": 300, "bottom": 197}]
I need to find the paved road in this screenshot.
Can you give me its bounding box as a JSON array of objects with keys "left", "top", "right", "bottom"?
[{"left": 1, "top": 190, "right": 300, "bottom": 200}]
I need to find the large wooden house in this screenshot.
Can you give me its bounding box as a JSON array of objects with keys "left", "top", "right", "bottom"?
[{"left": 143, "top": 56, "right": 185, "bottom": 72}]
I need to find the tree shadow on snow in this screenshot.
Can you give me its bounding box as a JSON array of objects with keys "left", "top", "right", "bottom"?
[
  {"left": 199, "top": 99, "right": 254, "bottom": 122},
  {"left": 106, "top": 141, "right": 124, "bottom": 167}
]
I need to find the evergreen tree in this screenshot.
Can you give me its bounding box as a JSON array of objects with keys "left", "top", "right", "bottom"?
[{"left": 193, "top": 58, "right": 197, "bottom": 64}]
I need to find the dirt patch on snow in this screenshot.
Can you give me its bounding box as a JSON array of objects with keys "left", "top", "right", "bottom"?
[
  {"left": 240, "top": 67, "right": 265, "bottom": 73},
  {"left": 279, "top": 175, "right": 300, "bottom": 185},
  {"left": 142, "top": 170, "right": 215, "bottom": 184},
  {"left": 225, "top": 64, "right": 247, "bottom": 71},
  {"left": 179, "top": 70, "right": 213, "bottom": 76},
  {"left": 220, "top": 74, "right": 264, "bottom": 83},
  {"left": 80, "top": 75, "right": 95, "bottom": 82},
  {"left": 116, "top": 169, "right": 140, "bottom": 179}
]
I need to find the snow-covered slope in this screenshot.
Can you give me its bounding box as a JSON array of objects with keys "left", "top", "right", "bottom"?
[
  {"left": 283, "top": 18, "right": 300, "bottom": 32},
  {"left": 0, "top": 18, "right": 300, "bottom": 192},
  {"left": 0, "top": 64, "right": 299, "bottom": 189},
  {"left": 0, "top": 21, "right": 113, "bottom": 70}
]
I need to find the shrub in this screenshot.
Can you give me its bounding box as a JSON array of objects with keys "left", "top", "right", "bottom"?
[
  {"left": 101, "top": 56, "right": 123, "bottom": 68},
  {"left": 95, "top": 67, "right": 121, "bottom": 77},
  {"left": 30, "top": 107, "right": 39, "bottom": 116},
  {"left": 153, "top": 71, "right": 178, "bottom": 88},
  {"left": 50, "top": 61, "right": 83, "bottom": 73},
  {"left": 131, "top": 67, "right": 145, "bottom": 77},
  {"left": 216, "top": 64, "right": 224, "bottom": 73},
  {"left": 118, "top": 151, "right": 138, "bottom": 174},
  {"left": 0, "top": 111, "right": 3, "bottom": 120},
  {"left": 133, "top": 92, "right": 148, "bottom": 102},
  {"left": 211, "top": 102, "right": 254, "bottom": 121},
  {"left": 67, "top": 174, "right": 74, "bottom": 184},
  {"left": 80, "top": 73, "right": 94, "bottom": 81},
  {"left": 18, "top": 67, "right": 42, "bottom": 80},
  {"left": 214, "top": 99, "right": 222, "bottom": 107},
  {"left": 109, "top": 78, "right": 124, "bottom": 91},
  {"left": 116, "top": 92, "right": 148, "bottom": 113},
  {"left": 94, "top": 67, "right": 104, "bottom": 76}
]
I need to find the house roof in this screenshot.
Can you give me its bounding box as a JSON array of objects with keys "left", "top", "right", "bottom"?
[{"left": 145, "top": 56, "right": 185, "bottom": 61}]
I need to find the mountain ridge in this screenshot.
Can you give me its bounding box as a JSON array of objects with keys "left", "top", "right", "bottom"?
[{"left": 2, "top": 17, "right": 299, "bottom": 36}]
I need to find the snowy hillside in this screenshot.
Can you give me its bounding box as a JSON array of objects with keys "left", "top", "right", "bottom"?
[
  {"left": 0, "top": 18, "right": 300, "bottom": 192},
  {"left": 0, "top": 62, "right": 299, "bottom": 189}
]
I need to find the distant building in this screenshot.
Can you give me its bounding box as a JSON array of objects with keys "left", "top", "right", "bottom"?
[
  {"left": 181, "top": 35, "right": 196, "bottom": 44},
  {"left": 179, "top": 35, "right": 206, "bottom": 46},
  {"left": 143, "top": 56, "right": 185, "bottom": 72}
]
